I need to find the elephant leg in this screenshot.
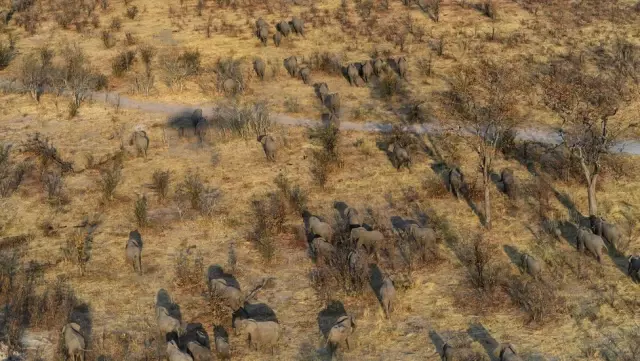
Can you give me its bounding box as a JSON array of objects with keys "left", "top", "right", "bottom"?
[{"left": 345, "top": 337, "right": 350, "bottom": 350}]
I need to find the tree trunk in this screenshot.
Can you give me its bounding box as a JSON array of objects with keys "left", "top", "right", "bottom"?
[
  {"left": 587, "top": 175, "right": 598, "bottom": 217},
  {"left": 483, "top": 158, "right": 492, "bottom": 230}
]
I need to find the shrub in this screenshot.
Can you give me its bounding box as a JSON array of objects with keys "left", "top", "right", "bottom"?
[
  {"left": 0, "top": 144, "right": 31, "bottom": 198},
  {"left": 213, "top": 57, "right": 245, "bottom": 96},
  {"left": 173, "top": 249, "right": 204, "bottom": 292},
  {"left": 152, "top": 170, "right": 170, "bottom": 201},
  {"left": 307, "top": 51, "right": 343, "bottom": 75},
  {"left": 274, "top": 173, "right": 308, "bottom": 214},
  {"left": 227, "top": 241, "right": 237, "bottom": 273},
  {"left": 507, "top": 277, "right": 565, "bottom": 324},
  {"left": 99, "top": 165, "right": 122, "bottom": 201},
  {"left": 210, "top": 101, "right": 272, "bottom": 139},
  {"left": 43, "top": 171, "right": 65, "bottom": 206},
  {"left": 481, "top": 0, "right": 497, "bottom": 19},
  {"left": 62, "top": 229, "right": 92, "bottom": 275},
  {"left": 112, "top": 50, "right": 136, "bottom": 77},
  {"left": 376, "top": 72, "right": 407, "bottom": 100},
  {"left": 159, "top": 49, "right": 201, "bottom": 91},
  {"left": 110, "top": 17, "right": 122, "bottom": 31},
  {"left": 310, "top": 249, "right": 369, "bottom": 302},
  {"left": 459, "top": 235, "right": 503, "bottom": 292},
  {"left": 248, "top": 192, "right": 287, "bottom": 262},
  {"left": 601, "top": 326, "right": 640, "bottom": 361},
  {"left": 0, "top": 37, "right": 16, "bottom": 70},
  {"left": 134, "top": 194, "right": 148, "bottom": 227},
  {"left": 284, "top": 96, "right": 300, "bottom": 113},
  {"left": 125, "top": 5, "right": 138, "bottom": 19},
  {"left": 310, "top": 150, "right": 333, "bottom": 188},
  {"left": 175, "top": 171, "right": 221, "bottom": 217},
  {"left": 101, "top": 30, "right": 116, "bottom": 49},
  {"left": 124, "top": 32, "right": 136, "bottom": 46}
]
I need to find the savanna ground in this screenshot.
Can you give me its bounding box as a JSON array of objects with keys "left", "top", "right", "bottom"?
[{"left": 1, "top": 0, "right": 640, "bottom": 360}]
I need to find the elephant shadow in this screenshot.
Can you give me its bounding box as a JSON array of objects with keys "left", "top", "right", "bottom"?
[
  {"left": 503, "top": 245, "right": 523, "bottom": 270},
  {"left": 386, "top": 57, "right": 400, "bottom": 77},
  {"left": 234, "top": 302, "right": 278, "bottom": 324},
  {"left": 490, "top": 171, "right": 504, "bottom": 193},
  {"left": 68, "top": 302, "right": 92, "bottom": 350},
  {"left": 167, "top": 109, "right": 201, "bottom": 136},
  {"left": 390, "top": 216, "right": 420, "bottom": 234},
  {"left": 368, "top": 263, "right": 385, "bottom": 304},
  {"left": 207, "top": 265, "right": 241, "bottom": 290},
  {"left": 558, "top": 220, "right": 578, "bottom": 249},
  {"left": 467, "top": 322, "right": 500, "bottom": 361},
  {"left": 156, "top": 288, "right": 182, "bottom": 321},
  {"left": 213, "top": 324, "right": 229, "bottom": 343},
  {"left": 179, "top": 322, "right": 210, "bottom": 349},
  {"left": 375, "top": 139, "right": 398, "bottom": 168},
  {"left": 428, "top": 330, "right": 448, "bottom": 358},
  {"left": 316, "top": 300, "right": 348, "bottom": 338}
]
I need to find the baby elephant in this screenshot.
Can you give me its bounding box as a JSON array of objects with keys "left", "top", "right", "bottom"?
[
  {"left": 156, "top": 306, "right": 182, "bottom": 336},
  {"left": 379, "top": 276, "right": 396, "bottom": 319},
  {"left": 499, "top": 343, "right": 522, "bottom": 361},
  {"left": 257, "top": 135, "right": 276, "bottom": 162},
  {"left": 628, "top": 255, "right": 640, "bottom": 282},
  {"left": 326, "top": 315, "right": 356, "bottom": 356},
  {"left": 214, "top": 325, "right": 231, "bottom": 360},
  {"left": 187, "top": 339, "right": 211, "bottom": 361},
  {"left": 125, "top": 230, "right": 143, "bottom": 274},
  {"left": 312, "top": 237, "right": 335, "bottom": 262},
  {"left": 520, "top": 253, "right": 542, "bottom": 280},
  {"left": 129, "top": 130, "right": 149, "bottom": 158},
  {"left": 167, "top": 340, "right": 193, "bottom": 361},
  {"left": 576, "top": 227, "right": 608, "bottom": 263},
  {"left": 388, "top": 143, "right": 411, "bottom": 171},
  {"left": 235, "top": 319, "right": 280, "bottom": 354},
  {"left": 448, "top": 167, "right": 465, "bottom": 200},
  {"left": 62, "top": 323, "right": 86, "bottom": 361}
]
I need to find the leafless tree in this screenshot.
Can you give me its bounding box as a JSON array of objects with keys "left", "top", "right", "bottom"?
[
  {"left": 59, "top": 44, "right": 101, "bottom": 109},
  {"left": 442, "top": 60, "right": 521, "bottom": 229},
  {"left": 540, "top": 60, "right": 637, "bottom": 217}
]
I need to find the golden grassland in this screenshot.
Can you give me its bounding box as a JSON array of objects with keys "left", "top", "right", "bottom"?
[{"left": 0, "top": 93, "right": 639, "bottom": 360}]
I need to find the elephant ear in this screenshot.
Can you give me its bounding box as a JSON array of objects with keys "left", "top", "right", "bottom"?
[{"left": 257, "top": 135, "right": 265, "bottom": 143}]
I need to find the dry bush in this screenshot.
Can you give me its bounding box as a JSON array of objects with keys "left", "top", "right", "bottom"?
[
  {"left": 175, "top": 171, "right": 222, "bottom": 217},
  {"left": 134, "top": 194, "right": 148, "bottom": 227},
  {"left": 481, "top": 0, "right": 497, "bottom": 19},
  {"left": 134, "top": 45, "right": 156, "bottom": 96},
  {"left": 308, "top": 123, "right": 342, "bottom": 188},
  {"left": 601, "top": 326, "right": 640, "bottom": 361},
  {"left": 159, "top": 48, "right": 201, "bottom": 91},
  {"left": 212, "top": 57, "right": 246, "bottom": 96},
  {"left": 99, "top": 165, "right": 122, "bottom": 202},
  {"left": 310, "top": 250, "right": 369, "bottom": 302},
  {"left": 151, "top": 169, "right": 170, "bottom": 201},
  {"left": 507, "top": 277, "right": 566, "bottom": 324},
  {"left": 306, "top": 51, "right": 343, "bottom": 76},
  {"left": 284, "top": 96, "right": 300, "bottom": 113},
  {"left": 60, "top": 44, "right": 107, "bottom": 115},
  {"left": 18, "top": 48, "right": 54, "bottom": 102},
  {"left": 173, "top": 249, "right": 205, "bottom": 292},
  {"left": 0, "top": 37, "right": 16, "bottom": 70},
  {"left": 210, "top": 101, "right": 272, "bottom": 139},
  {"left": 376, "top": 72, "right": 407, "bottom": 100},
  {"left": 274, "top": 173, "right": 308, "bottom": 214},
  {"left": 101, "top": 30, "right": 116, "bottom": 49},
  {"left": 124, "top": 32, "right": 136, "bottom": 46},
  {"left": 43, "top": 171, "right": 67, "bottom": 206},
  {"left": 112, "top": 50, "right": 136, "bottom": 77},
  {"left": 248, "top": 192, "right": 287, "bottom": 262},
  {"left": 125, "top": 5, "right": 138, "bottom": 19},
  {"left": 227, "top": 241, "right": 237, "bottom": 274},
  {"left": 0, "top": 144, "right": 31, "bottom": 198},
  {"left": 61, "top": 229, "right": 92, "bottom": 275},
  {"left": 458, "top": 235, "right": 504, "bottom": 292},
  {"left": 110, "top": 17, "right": 122, "bottom": 31},
  {"left": 422, "top": 174, "right": 449, "bottom": 199}
]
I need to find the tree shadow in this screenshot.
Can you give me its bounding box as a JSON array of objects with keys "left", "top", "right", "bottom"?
[
  {"left": 503, "top": 245, "right": 522, "bottom": 269},
  {"left": 156, "top": 289, "right": 181, "bottom": 321},
  {"left": 207, "top": 265, "right": 241, "bottom": 290},
  {"left": 467, "top": 322, "right": 499, "bottom": 361},
  {"left": 317, "top": 300, "right": 347, "bottom": 338}
]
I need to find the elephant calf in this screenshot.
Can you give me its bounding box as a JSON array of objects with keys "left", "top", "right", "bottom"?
[
  {"left": 257, "top": 135, "right": 276, "bottom": 162},
  {"left": 577, "top": 227, "right": 608, "bottom": 263},
  {"left": 314, "top": 82, "right": 329, "bottom": 104},
  {"left": 312, "top": 237, "right": 335, "bottom": 262},
  {"left": 388, "top": 143, "right": 411, "bottom": 171},
  {"left": 521, "top": 253, "right": 542, "bottom": 280},
  {"left": 273, "top": 31, "right": 282, "bottom": 47},
  {"left": 125, "top": 230, "right": 143, "bottom": 274},
  {"left": 345, "top": 207, "right": 362, "bottom": 229},
  {"left": 236, "top": 319, "right": 280, "bottom": 354},
  {"left": 309, "top": 216, "right": 334, "bottom": 244},
  {"left": 253, "top": 58, "right": 266, "bottom": 81},
  {"left": 156, "top": 306, "right": 182, "bottom": 335},
  {"left": 187, "top": 340, "right": 212, "bottom": 361},
  {"left": 628, "top": 255, "right": 640, "bottom": 282},
  {"left": 379, "top": 276, "right": 396, "bottom": 319},
  {"left": 326, "top": 315, "right": 356, "bottom": 355},
  {"left": 214, "top": 325, "right": 231, "bottom": 359},
  {"left": 442, "top": 342, "right": 454, "bottom": 361},
  {"left": 590, "top": 216, "right": 622, "bottom": 249},
  {"left": 448, "top": 167, "right": 465, "bottom": 200},
  {"left": 299, "top": 67, "right": 312, "bottom": 85},
  {"left": 129, "top": 130, "right": 149, "bottom": 158},
  {"left": 167, "top": 340, "right": 193, "bottom": 361},
  {"left": 62, "top": 323, "right": 86, "bottom": 361},
  {"left": 499, "top": 344, "right": 522, "bottom": 361},
  {"left": 351, "top": 227, "right": 384, "bottom": 257}
]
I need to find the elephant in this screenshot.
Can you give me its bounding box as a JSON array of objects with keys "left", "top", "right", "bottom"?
[
  {"left": 576, "top": 227, "right": 608, "bottom": 263},
  {"left": 276, "top": 20, "right": 291, "bottom": 36},
  {"left": 312, "top": 237, "right": 335, "bottom": 262},
  {"left": 167, "top": 340, "right": 193, "bottom": 361},
  {"left": 326, "top": 315, "right": 356, "bottom": 355},
  {"left": 129, "top": 130, "right": 149, "bottom": 158},
  {"left": 156, "top": 306, "right": 182, "bottom": 335},
  {"left": 299, "top": 67, "right": 312, "bottom": 85},
  {"left": 253, "top": 58, "right": 266, "bottom": 81},
  {"left": 361, "top": 60, "right": 373, "bottom": 83},
  {"left": 348, "top": 250, "right": 366, "bottom": 274},
  {"left": 222, "top": 78, "right": 239, "bottom": 94},
  {"left": 214, "top": 325, "right": 231, "bottom": 359},
  {"left": 404, "top": 224, "right": 436, "bottom": 260},
  {"left": 258, "top": 26, "right": 269, "bottom": 46},
  {"left": 628, "top": 255, "right": 640, "bottom": 282},
  {"left": 589, "top": 216, "right": 623, "bottom": 250},
  {"left": 125, "top": 230, "right": 143, "bottom": 274},
  {"left": 521, "top": 253, "right": 542, "bottom": 280},
  {"left": 345, "top": 207, "right": 362, "bottom": 229},
  {"left": 209, "top": 278, "right": 244, "bottom": 311},
  {"left": 284, "top": 56, "right": 298, "bottom": 77},
  {"left": 324, "top": 93, "right": 341, "bottom": 119},
  {"left": 62, "top": 323, "right": 85, "bottom": 361},
  {"left": 290, "top": 17, "right": 304, "bottom": 36},
  {"left": 501, "top": 168, "right": 516, "bottom": 199},
  {"left": 499, "top": 344, "right": 522, "bottom": 361},
  {"left": 257, "top": 135, "right": 276, "bottom": 162},
  {"left": 379, "top": 276, "right": 396, "bottom": 319},
  {"left": 373, "top": 58, "right": 384, "bottom": 75},
  {"left": 350, "top": 227, "right": 384, "bottom": 257},
  {"left": 255, "top": 18, "right": 268, "bottom": 32},
  {"left": 388, "top": 143, "right": 411, "bottom": 171},
  {"left": 273, "top": 31, "right": 282, "bottom": 47},
  {"left": 448, "top": 167, "right": 465, "bottom": 200},
  {"left": 442, "top": 342, "right": 454, "bottom": 361},
  {"left": 397, "top": 56, "right": 408, "bottom": 79},
  {"left": 309, "top": 216, "right": 334, "bottom": 243},
  {"left": 187, "top": 340, "right": 211, "bottom": 361},
  {"left": 314, "top": 82, "right": 329, "bottom": 103},
  {"left": 235, "top": 319, "right": 280, "bottom": 354},
  {"left": 347, "top": 63, "right": 359, "bottom": 86},
  {"left": 194, "top": 116, "right": 208, "bottom": 144}
]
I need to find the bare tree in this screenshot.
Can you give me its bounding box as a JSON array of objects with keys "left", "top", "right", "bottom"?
[
  {"left": 442, "top": 60, "right": 520, "bottom": 229},
  {"left": 17, "top": 47, "right": 53, "bottom": 102},
  {"left": 59, "top": 44, "right": 102, "bottom": 110},
  {"left": 540, "top": 60, "right": 636, "bottom": 217}
]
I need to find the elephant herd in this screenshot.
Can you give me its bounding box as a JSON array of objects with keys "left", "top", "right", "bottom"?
[{"left": 255, "top": 16, "right": 304, "bottom": 47}]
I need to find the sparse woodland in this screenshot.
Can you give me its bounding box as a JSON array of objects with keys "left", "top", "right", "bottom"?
[{"left": 1, "top": 0, "right": 640, "bottom": 360}]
